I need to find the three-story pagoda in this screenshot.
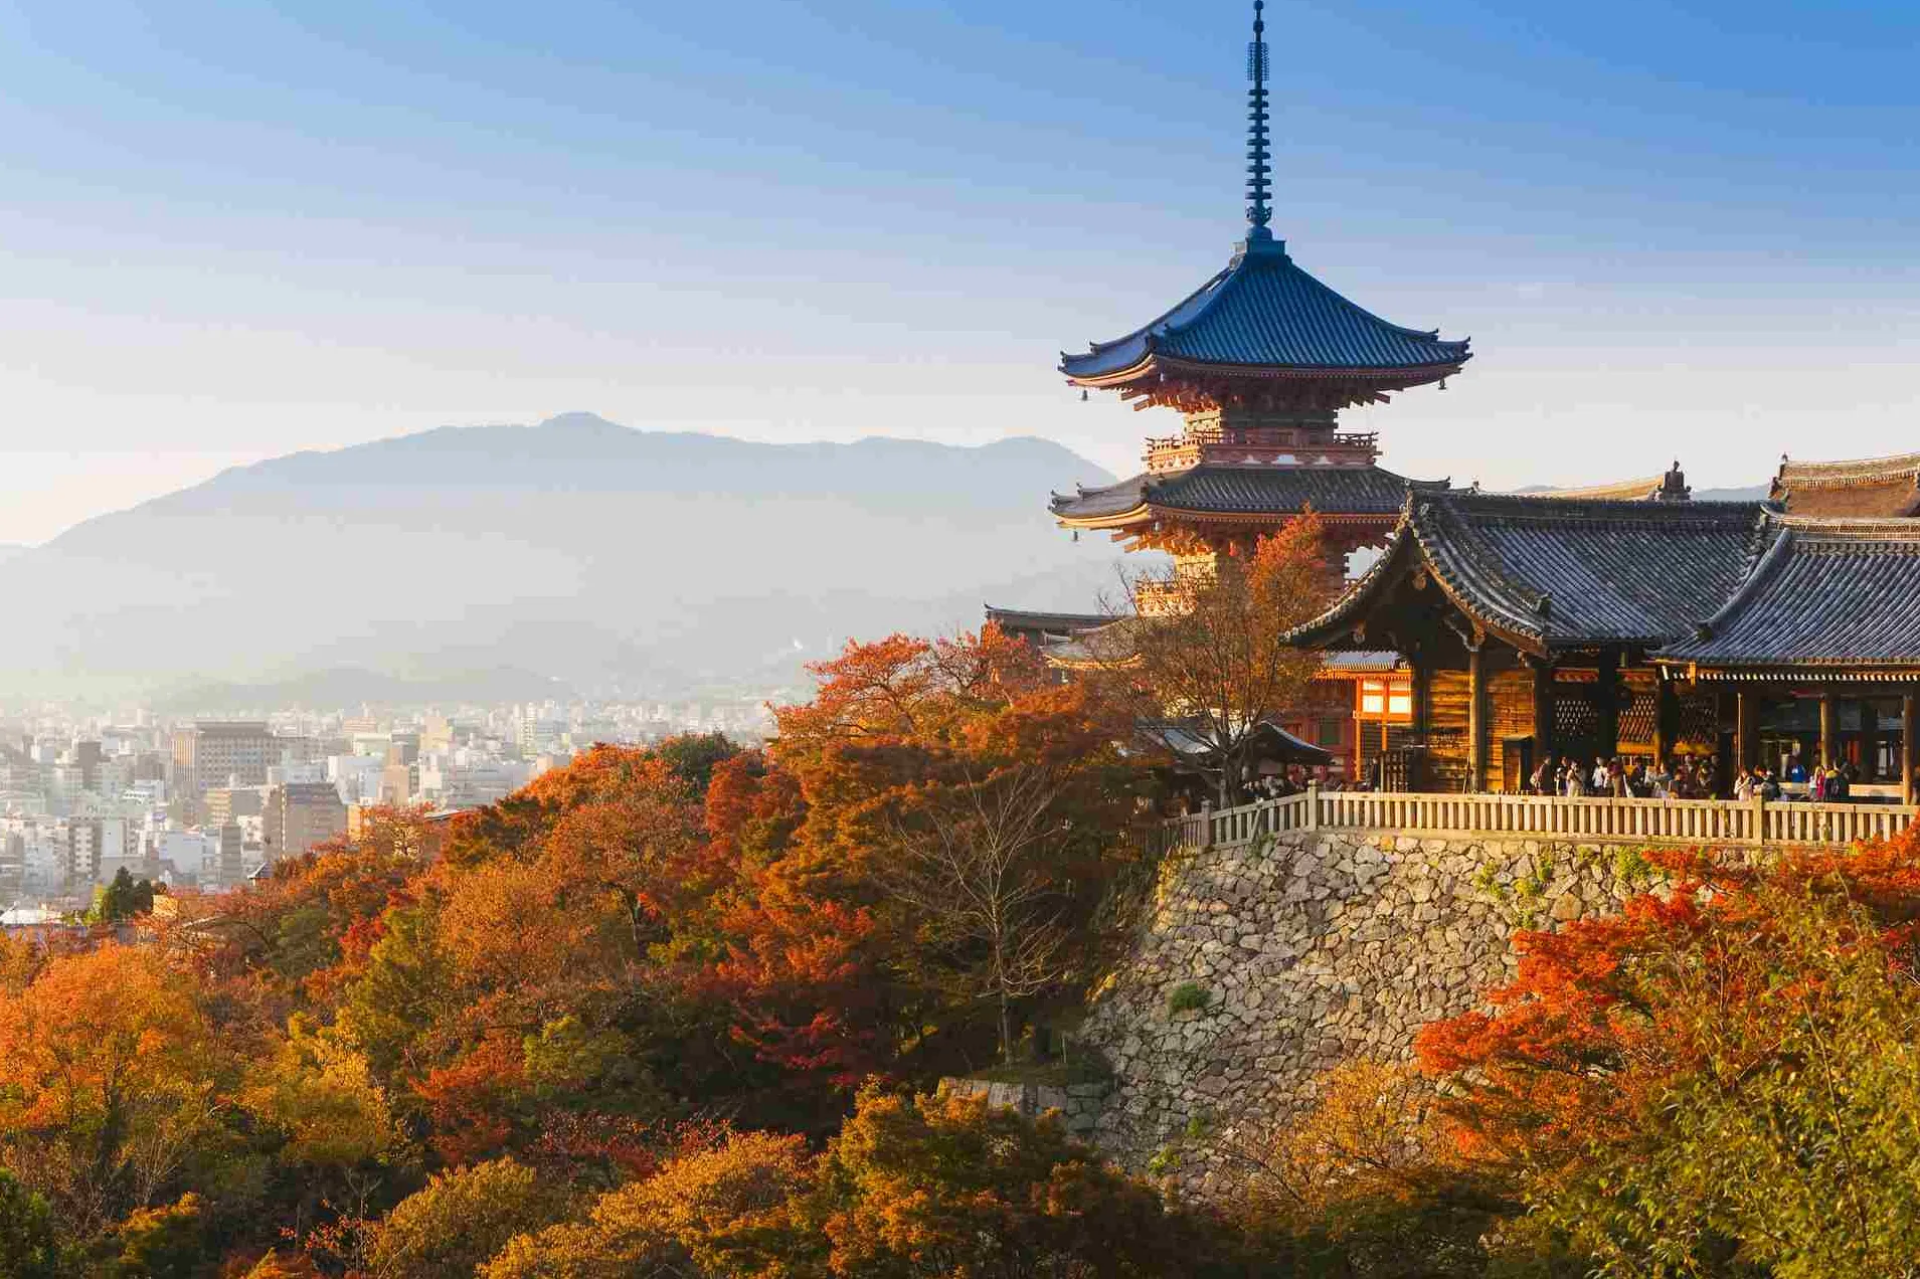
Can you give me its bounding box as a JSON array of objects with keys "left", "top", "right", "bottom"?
[{"left": 1051, "top": 1, "right": 1469, "bottom": 608}]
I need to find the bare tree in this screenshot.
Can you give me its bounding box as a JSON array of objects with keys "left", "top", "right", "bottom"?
[
  {"left": 879, "top": 761, "right": 1079, "bottom": 1066},
  {"left": 1086, "top": 512, "right": 1334, "bottom": 806}
]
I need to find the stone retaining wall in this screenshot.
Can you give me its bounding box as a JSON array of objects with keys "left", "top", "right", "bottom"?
[
  {"left": 940, "top": 1077, "right": 1110, "bottom": 1139},
  {"left": 1079, "top": 829, "right": 1673, "bottom": 1196}
]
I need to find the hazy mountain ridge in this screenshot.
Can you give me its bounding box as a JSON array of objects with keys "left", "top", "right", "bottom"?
[{"left": 0, "top": 415, "right": 1126, "bottom": 701}]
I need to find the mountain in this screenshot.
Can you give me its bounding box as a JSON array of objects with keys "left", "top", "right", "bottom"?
[
  {"left": 0, "top": 414, "right": 1127, "bottom": 702},
  {"left": 1694, "top": 484, "right": 1770, "bottom": 502}
]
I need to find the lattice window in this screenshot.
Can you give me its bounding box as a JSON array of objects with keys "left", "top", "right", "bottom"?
[
  {"left": 1555, "top": 693, "right": 1600, "bottom": 741},
  {"left": 1676, "top": 689, "right": 1720, "bottom": 751},
  {"left": 1618, "top": 685, "right": 1656, "bottom": 748}
]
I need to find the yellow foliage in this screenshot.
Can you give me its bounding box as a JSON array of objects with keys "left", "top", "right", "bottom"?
[
  {"left": 243, "top": 1014, "right": 407, "bottom": 1173},
  {"left": 1229, "top": 1059, "right": 1457, "bottom": 1222},
  {"left": 484, "top": 1130, "right": 817, "bottom": 1279}
]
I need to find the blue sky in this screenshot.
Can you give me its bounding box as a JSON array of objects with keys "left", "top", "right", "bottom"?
[{"left": 2, "top": 0, "right": 1916, "bottom": 541}]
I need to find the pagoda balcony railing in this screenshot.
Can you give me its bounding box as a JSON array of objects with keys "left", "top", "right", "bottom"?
[
  {"left": 1143, "top": 431, "right": 1380, "bottom": 472},
  {"left": 1132, "top": 577, "right": 1193, "bottom": 616},
  {"left": 1132, "top": 564, "right": 1217, "bottom": 616},
  {"left": 1154, "top": 786, "right": 1920, "bottom": 856}
]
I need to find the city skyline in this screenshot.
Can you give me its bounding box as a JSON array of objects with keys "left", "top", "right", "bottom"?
[{"left": 4, "top": 0, "right": 1917, "bottom": 544}]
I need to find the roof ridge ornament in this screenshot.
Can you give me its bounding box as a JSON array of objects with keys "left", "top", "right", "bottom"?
[{"left": 1244, "top": 1, "right": 1277, "bottom": 247}]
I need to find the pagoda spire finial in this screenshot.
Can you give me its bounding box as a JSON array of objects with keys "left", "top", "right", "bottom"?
[{"left": 1245, "top": 0, "right": 1274, "bottom": 243}]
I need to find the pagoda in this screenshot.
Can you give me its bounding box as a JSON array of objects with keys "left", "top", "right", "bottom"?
[{"left": 1050, "top": 1, "right": 1469, "bottom": 611}]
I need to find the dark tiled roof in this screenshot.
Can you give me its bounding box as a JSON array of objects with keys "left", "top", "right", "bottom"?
[
  {"left": 1292, "top": 492, "right": 1774, "bottom": 654},
  {"left": 1319, "top": 649, "right": 1404, "bottom": 673},
  {"left": 1654, "top": 521, "right": 1920, "bottom": 667},
  {"left": 1052, "top": 464, "right": 1443, "bottom": 521},
  {"left": 983, "top": 606, "right": 1107, "bottom": 635},
  {"left": 1061, "top": 240, "right": 1470, "bottom": 380}
]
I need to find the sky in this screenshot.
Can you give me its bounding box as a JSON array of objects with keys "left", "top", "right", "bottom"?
[{"left": 1, "top": 0, "right": 1917, "bottom": 544}]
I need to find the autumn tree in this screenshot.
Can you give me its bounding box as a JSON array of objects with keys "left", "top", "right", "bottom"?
[
  {"left": 483, "top": 1129, "right": 819, "bottom": 1279},
  {"left": 879, "top": 761, "right": 1086, "bottom": 1065},
  {"left": 1221, "top": 1060, "right": 1540, "bottom": 1278},
  {"left": 1418, "top": 835, "right": 1920, "bottom": 1277},
  {"left": 367, "top": 1157, "right": 569, "bottom": 1279},
  {"left": 1093, "top": 512, "right": 1333, "bottom": 805},
  {"left": 813, "top": 1083, "right": 1248, "bottom": 1278},
  {"left": 771, "top": 627, "right": 1144, "bottom": 1069},
  {"left": 0, "top": 943, "right": 237, "bottom": 1243},
  {"left": 243, "top": 1013, "right": 411, "bottom": 1241}
]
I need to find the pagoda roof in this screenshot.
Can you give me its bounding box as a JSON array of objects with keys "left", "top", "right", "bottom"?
[
  {"left": 1288, "top": 491, "right": 1774, "bottom": 656},
  {"left": 1060, "top": 240, "right": 1470, "bottom": 385},
  {"left": 1052, "top": 463, "right": 1445, "bottom": 527},
  {"left": 1653, "top": 519, "right": 1920, "bottom": 675},
  {"left": 1770, "top": 451, "right": 1920, "bottom": 518}
]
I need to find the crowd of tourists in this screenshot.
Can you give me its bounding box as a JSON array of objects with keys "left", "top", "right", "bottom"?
[
  {"left": 1254, "top": 764, "right": 1341, "bottom": 800},
  {"left": 1527, "top": 755, "right": 1718, "bottom": 799},
  {"left": 1524, "top": 754, "right": 1866, "bottom": 802}
]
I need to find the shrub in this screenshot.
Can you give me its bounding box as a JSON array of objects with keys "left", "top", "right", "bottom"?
[{"left": 1167, "top": 982, "right": 1211, "bottom": 1015}]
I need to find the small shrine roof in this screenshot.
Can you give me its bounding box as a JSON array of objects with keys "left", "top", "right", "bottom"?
[
  {"left": 1290, "top": 492, "right": 1773, "bottom": 655},
  {"left": 983, "top": 606, "right": 1108, "bottom": 636},
  {"left": 1052, "top": 464, "right": 1444, "bottom": 525},
  {"left": 1654, "top": 520, "right": 1920, "bottom": 672},
  {"left": 1060, "top": 241, "right": 1471, "bottom": 383}
]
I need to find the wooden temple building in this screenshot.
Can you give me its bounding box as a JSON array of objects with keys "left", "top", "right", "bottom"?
[
  {"left": 1285, "top": 491, "right": 1920, "bottom": 803},
  {"left": 995, "top": 3, "right": 1920, "bottom": 803},
  {"left": 1021, "top": 0, "right": 1467, "bottom": 778}
]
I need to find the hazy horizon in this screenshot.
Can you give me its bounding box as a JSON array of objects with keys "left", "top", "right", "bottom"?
[{"left": 5, "top": 0, "right": 1917, "bottom": 544}]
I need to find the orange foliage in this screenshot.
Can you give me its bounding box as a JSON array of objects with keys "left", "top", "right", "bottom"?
[
  {"left": 1416, "top": 827, "right": 1920, "bottom": 1177},
  {"left": 413, "top": 1035, "right": 525, "bottom": 1167}
]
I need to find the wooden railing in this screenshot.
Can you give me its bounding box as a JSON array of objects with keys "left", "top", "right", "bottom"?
[{"left": 1164, "top": 786, "right": 1920, "bottom": 853}]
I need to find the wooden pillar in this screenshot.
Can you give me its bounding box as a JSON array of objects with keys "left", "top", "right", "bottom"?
[
  {"left": 1595, "top": 648, "right": 1621, "bottom": 760},
  {"left": 1530, "top": 657, "right": 1556, "bottom": 767},
  {"left": 1409, "top": 658, "right": 1432, "bottom": 742},
  {"left": 1903, "top": 692, "right": 1916, "bottom": 806},
  {"left": 1735, "top": 690, "right": 1760, "bottom": 778},
  {"left": 1820, "top": 689, "right": 1838, "bottom": 769},
  {"left": 1715, "top": 688, "right": 1735, "bottom": 796},
  {"left": 1467, "top": 646, "right": 1487, "bottom": 793},
  {"left": 1652, "top": 677, "right": 1677, "bottom": 767}
]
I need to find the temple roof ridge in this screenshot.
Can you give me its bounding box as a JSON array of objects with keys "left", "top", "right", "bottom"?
[
  {"left": 1050, "top": 461, "right": 1448, "bottom": 526},
  {"left": 1775, "top": 449, "right": 1920, "bottom": 483},
  {"left": 1287, "top": 489, "right": 1772, "bottom": 655}
]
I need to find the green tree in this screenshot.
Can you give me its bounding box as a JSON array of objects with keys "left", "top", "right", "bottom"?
[
  {"left": 0, "top": 1171, "right": 59, "bottom": 1279},
  {"left": 93, "top": 866, "right": 155, "bottom": 923},
  {"left": 91, "top": 1194, "right": 207, "bottom": 1279}
]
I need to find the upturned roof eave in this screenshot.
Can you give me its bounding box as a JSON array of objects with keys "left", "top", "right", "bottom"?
[
  {"left": 1653, "top": 658, "right": 1920, "bottom": 679},
  {"left": 1060, "top": 350, "right": 1470, "bottom": 389},
  {"left": 1051, "top": 501, "right": 1407, "bottom": 531},
  {"left": 1284, "top": 502, "right": 1553, "bottom": 655}
]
